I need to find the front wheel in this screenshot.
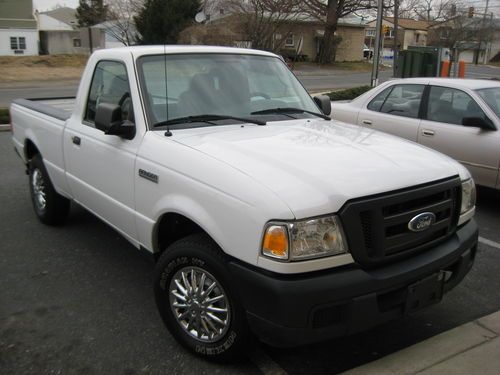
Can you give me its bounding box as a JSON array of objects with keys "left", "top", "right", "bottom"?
[{"left": 154, "top": 234, "right": 252, "bottom": 361}]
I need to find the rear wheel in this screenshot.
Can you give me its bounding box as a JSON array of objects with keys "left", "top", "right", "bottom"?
[
  {"left": 154, "top": 234, "right": 252, "bottom": 361},
  {"left": 29, "top": 154, "right": 70, "bottom": 225}
]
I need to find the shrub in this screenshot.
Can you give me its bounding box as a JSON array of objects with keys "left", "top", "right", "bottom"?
[
  {"left": 327, "top": 85, "right": 372, "bottom": 101},
  {"left": 0, "top": 108, "right": 9, "bottom": 124}
]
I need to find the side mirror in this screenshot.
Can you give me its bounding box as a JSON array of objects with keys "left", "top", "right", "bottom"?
[
  {"left": 313, "top": 95, "right": 332, "bottom": 116},
  {"left": 95, "top": 103, "right": 135, "bottom": 140},
  {"left": 462, "top": 117, "right": 496, "bottom": 130}
]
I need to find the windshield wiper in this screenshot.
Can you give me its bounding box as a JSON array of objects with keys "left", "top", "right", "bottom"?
[
  {"left": 251, "top": 107, "right": 331, "bottom": 121},
  {"left": 153, "top": 114, "right": 266, "bottom": 128}
]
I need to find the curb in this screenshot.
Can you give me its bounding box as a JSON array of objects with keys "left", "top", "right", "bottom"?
[
  {"left": 0, "top": 124, "right": 10, "bottom": 132},
  {"left": 341, "top": 310, "right": 500, "bottom": 375}
]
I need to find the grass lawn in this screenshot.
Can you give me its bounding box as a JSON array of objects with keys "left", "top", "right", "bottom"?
[{"left": 0, "top": 54, "right": 88, "bottom": 83}]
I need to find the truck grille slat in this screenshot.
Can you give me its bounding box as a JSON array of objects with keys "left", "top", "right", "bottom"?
[{"left": 340, "top": 177, "right": 462, "bottom": 267}]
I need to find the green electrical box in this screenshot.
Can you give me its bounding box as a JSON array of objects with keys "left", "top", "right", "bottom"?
[{"left": 395, "top": 46, "right": 443, "bottom": 78}]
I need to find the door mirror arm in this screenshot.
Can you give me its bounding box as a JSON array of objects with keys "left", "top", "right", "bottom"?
[{"left": 107, "top": 120, "right": 136, "bottom": 140}]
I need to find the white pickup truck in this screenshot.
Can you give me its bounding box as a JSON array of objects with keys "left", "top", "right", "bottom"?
[{"left": 11, "top": 46, "right": 478, "bottom": 361}]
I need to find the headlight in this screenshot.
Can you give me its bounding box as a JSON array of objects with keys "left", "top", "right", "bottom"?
[
  {"left": 261, "top": 215, "right": 348, "bottom": 261},
  {"left": 461, "top": 179, "right": 476, "bottom": 214}
]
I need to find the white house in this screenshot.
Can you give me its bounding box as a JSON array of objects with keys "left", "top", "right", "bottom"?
[
  {"left": 0, "top": 0, "right": 38, "bottom": 56},
  {"left": 37, "top": 7, "right": 85, "bottom": 55}
]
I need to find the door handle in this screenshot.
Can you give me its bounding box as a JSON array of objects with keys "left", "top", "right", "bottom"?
[
  {"left": 422, "top": 129, "right": 435, "bottom": 137},
  {"left": 72, "top": 136, "right": 81, "bottom": 145},
  {"left": 362, "top": 120, "right": 372, "bottom": 125}
]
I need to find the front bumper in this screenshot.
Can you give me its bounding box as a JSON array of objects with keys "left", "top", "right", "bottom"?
[{"left": 228, "top": 219, "right": 478, "bottom": 347}]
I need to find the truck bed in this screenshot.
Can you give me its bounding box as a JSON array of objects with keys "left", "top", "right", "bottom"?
[{"left": 12, "top": 97, "right": 75, "bottom": 121}]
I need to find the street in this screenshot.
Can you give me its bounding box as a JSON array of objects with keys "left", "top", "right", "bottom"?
[
  {"left": 1, "top": 132, "right": 500, "bottom": 374},
  {"left": 1, "top": 63, "right": 498, "bottom": 108}
]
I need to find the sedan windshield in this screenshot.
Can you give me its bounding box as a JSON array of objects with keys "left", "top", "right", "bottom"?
[
  {"left": 477, "top": 87, "right": 500, "bottom": 118},
  {"left": 137, "top": 53, "right": 322, "bottom": 128}
]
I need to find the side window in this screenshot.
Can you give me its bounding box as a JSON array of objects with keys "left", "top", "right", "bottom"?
[
  {"left": 367, "top": 84, "right": 424, "bottom": 119},
  {"left": 367, "top": 86, "right": 392, "bottom": 111},
  {"left": 426, "top": 86, "right": 488, "bottom": 125},
  {"left": 85, "top": 61, "right": 132, "bottom": 125},
  {"left": 380, "top": 84, "right": 424, "bottom": 118}
]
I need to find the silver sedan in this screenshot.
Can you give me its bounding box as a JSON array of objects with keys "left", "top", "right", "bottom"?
[{"left": 331, "top": 78, "right": 500, "bottom": 190}]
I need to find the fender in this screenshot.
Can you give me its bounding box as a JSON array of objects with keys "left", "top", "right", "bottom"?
[{"left": 145, "top": 193, "right": 229, "bottom": 256}]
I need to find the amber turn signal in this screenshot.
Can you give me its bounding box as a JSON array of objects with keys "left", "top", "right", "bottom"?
[{"left": 262, "top": 225, "right": 289, "bottom": 260}]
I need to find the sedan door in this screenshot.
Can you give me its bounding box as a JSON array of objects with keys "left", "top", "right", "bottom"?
[
  {"left": 356, "top": 84, "right": 426, "bottom": 142},
  {"left": 418, "top": 85, "right": 500, "bottom": 188}
]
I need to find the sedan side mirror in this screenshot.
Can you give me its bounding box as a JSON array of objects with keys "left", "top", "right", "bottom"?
[
  {"left": 95, "top": 103, "right": 136, "bottom": 140},
  {"left": 462, "top": 117, "right": 497, "bottom": 131},
  {"left": 313, "top": 95, "right": 332, "bottom": 116}
]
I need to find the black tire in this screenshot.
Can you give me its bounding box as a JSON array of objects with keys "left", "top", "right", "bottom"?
[
  {"left": 29, "top": 153, "right": 70, "bottom": 225},
  {"left": 154, "top": 233, "right": 252, "bottom": 362}
]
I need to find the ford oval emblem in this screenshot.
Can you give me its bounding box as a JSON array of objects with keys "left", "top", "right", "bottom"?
[{"left": 408, "top": 212, "right": 436, "bottom": 232}]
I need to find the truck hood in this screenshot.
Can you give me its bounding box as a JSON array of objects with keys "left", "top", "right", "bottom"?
[{"left": 173, "top": 119, "right": 467, "bottom": 218}]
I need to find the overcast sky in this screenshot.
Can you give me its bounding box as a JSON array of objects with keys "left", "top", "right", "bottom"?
[{"left": 33, "top": 0, "right": 79, "bottom": 12}]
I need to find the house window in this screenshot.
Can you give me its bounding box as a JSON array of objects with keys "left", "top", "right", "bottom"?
[
  {"left": 416, "top": 34, "right": 420, "bottom": 43},
  {"left": 440, "top": 30, "right": 450, "bottom": 39},
  {"left": 10, "top": 37, "right": 26, "bottom": 50},
  {"left": 366, "top": 29, "right": 376, "bottom": 37},
  {"left": 384, "top": 28, "right": 394, "bottom": 38},
  {"left": 73, "top": 38, "right": 82, "bottom": 47},
  {"left": 285, "top": 34, "right": 294, "bottom": 47}
]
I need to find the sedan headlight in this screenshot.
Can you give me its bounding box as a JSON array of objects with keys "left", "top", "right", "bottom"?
[
  {"left": 262, "top": 215, "right": 348, "bottom": 261},
  {"left": 461, "top": 179, "right": 476, "bottom": 214}
]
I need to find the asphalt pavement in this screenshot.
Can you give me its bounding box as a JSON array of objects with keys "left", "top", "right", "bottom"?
[{"left": 1, "top": 132, "right": 500, "bottom": 374}]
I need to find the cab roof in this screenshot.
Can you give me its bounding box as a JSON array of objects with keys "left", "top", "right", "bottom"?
[{"left": 92, "top": 45, "right": 279, "bottom": 59}]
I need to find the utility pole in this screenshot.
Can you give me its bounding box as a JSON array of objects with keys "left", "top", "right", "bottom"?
[
  {"left": 371, "top": 0, "right": 384, "bottom": 87},
  {"left": 393, "top": 0, "right": 399, "bottom": 76},
  {"left": 88, "top": 27, "right": 93, "bottom": 54},
  {"left": 474, "top": 0, "right": 490, "bottom": 64},
  {"left": 482, "top": 0, "right": 490, "bottom": 64}
]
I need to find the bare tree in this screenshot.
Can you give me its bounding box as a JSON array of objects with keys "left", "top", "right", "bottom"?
[
  {"left": 413, "top": 0, "right": 453, "bottom": 21},
  {"left": 223, "top": 0, "right": 303, "bottom": 52},
  {"left": 427, "top": 12, "right": 492, "bottom": 62},
  {"left": 395, "top": 0, "right": 422, "bottom": 18},
  {"left": 300, "top": 0, "right": 377, "bottom": 64},
  {"left": 105, "top": 0, "right": 143, "bottom": 45}
]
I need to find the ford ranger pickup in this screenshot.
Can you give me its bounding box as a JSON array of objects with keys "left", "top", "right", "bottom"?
[{"left": 11, "top": 46, "right": 478, "bottom": 360}]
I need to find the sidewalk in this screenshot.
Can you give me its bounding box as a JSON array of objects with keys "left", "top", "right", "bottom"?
[{"left": 342, "top": 311, "right": 500, "bottom": 375}]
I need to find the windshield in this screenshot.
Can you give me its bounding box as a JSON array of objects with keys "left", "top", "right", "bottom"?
[
  {"left": 137, "top": 53, "right": 321, "bottom": 128},
  {"left": 477, "top": 87, "right": 500, "bottom": 118}
]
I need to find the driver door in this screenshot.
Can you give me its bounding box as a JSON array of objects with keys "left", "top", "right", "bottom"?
[{"left": 63, "top": 60, "right": 139, "bottom": 243}]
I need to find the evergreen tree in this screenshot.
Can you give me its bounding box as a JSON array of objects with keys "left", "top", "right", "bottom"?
[
  {"left": 76, "top": 0, "right": 108, "bottom": 27},
  {"left": 134, "top": 0, "right": 200, "bottom": 44}
]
